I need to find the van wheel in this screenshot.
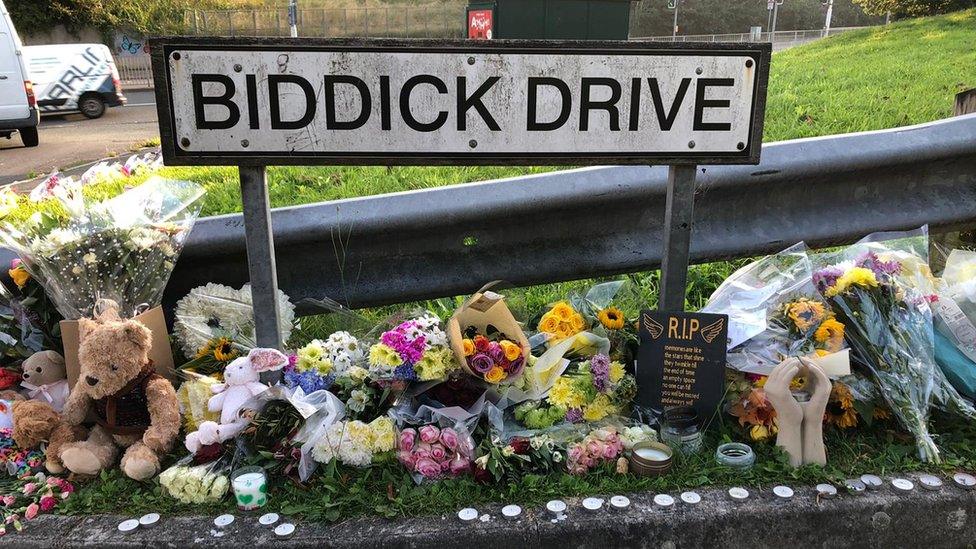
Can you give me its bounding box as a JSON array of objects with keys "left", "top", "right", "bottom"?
[
  {"left": 79, "top": 94, "right": 106, "bottom": 119},
  {"left": 20, "top": 127, "right": 39, "bottom": 147}
]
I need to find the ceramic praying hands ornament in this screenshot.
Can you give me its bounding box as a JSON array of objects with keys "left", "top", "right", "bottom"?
[{"left": 764, "top": 357, "right": 831, "bottom": 467}]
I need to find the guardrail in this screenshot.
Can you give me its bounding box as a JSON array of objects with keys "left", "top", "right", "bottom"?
[
  {"left": 143, "top": 114, "right": 976, "bottom": 316},
  {"left": 632, "top": 26, "right": 869, "bottom": 49},
  {"left": 116, "top": 55, "right": 153, "bottom": 89}
]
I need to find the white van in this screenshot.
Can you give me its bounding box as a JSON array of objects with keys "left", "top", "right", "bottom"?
[
  {"left": 24, "top": 43, "right": 126, "bottom": 119},
  {"left": 0, "top": 0, "right": 38, "bottom": 147}
]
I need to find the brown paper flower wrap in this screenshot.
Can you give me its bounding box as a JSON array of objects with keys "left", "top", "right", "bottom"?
[{"left": 447, "top": 291, "right": 530, "bottom": 385}]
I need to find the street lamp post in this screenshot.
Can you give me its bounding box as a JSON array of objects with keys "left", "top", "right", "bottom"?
[
  {"left": 823, "top": 0, "right": 834, "bottom": 37},
  {"left": 770, "top": 0, "right": 783, "bottom": 40},
  {"left": 670, "top": 0, "right": 679, "bottom": 38},
  {"left": 288, "top": 0, "right": 299, "bottom": 37}
]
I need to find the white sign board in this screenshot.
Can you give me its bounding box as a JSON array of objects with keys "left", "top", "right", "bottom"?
[{"left": 152, "top": 39, "right": 769, "bottom": 166}]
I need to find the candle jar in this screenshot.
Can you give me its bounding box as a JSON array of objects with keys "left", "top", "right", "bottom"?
[
  {"left": 660, "top": 406, "right": 703, "bottom": 455},
  {"left": 629, "top": 441, "right": 673, "bottom": 477},
  {"left": 231, "top": 466, "right": 268, "bottom": 511}
]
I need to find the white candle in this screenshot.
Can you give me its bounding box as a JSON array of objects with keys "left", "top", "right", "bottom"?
[
  {"left": 582, "top": 497, "right": 603, "bottom": 512},
  {"left": 117, "top": 519, "right": 139, "bottom": 534},
  {"left": 634, "top": 447, "right": 670, "bottom": 462},
  {"left": 232, "top": 470, "right": 268, "bottom": 511}
]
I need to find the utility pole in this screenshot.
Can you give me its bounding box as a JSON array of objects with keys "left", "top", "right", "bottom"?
[
  {"left": 288, "top": 0, "right": 299, "bottom": 37},
  {"left": 669, "top": 0, "right": 679, "bottom": 38},
  {"left": 770, "top": 0, "right": 783, "bottom": 39},
  {"left": 823, "top": 0, "right": 833, "bottom": 37}
]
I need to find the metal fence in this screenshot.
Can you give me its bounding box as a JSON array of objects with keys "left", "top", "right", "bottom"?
[
  {"left": 633, "top": 26, "right": 868, "bottom": 49},
  {"left": 183, "top": 4, "right": 466, "bottom": 38},
  {"left": 123, "top": 114, "right": 976, "bottom": 315},
  {"left": 116, "top": 55, "right": 153, "bottom": 89}
]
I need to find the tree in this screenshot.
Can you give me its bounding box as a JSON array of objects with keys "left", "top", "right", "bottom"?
[{"left": 852, "top": 0, "right": 975, "bottom": 16}]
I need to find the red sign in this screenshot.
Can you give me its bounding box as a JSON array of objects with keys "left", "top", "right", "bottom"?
[{"left": 468, "top": 9, "right": 493, "bottom": 40}]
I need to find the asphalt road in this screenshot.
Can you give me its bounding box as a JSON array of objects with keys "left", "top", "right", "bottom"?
[{"left": 0, "top": 90, "right": 159, "bottom": 186}]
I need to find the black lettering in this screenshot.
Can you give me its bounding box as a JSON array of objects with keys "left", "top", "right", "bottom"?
[
  {"left": 628, "top": 77, "right": 641, "bottom": 131},
  {"left": 191, "top": 74, "right": 240, "bottom": 130},
  {"left": 379, "top": 75, "right": 391, "bottom": 131},
  {"left": 527, "top": 77, "right": 571, "bottom": 131},
  {"left": 579, "top": 77, "right": 621, "bottom": 131},
  {"left": 693, "top": 78, "right": 733, "bottom": 131},
  {"left": 245, "top": 74, "right": 259, "bottom": 129},
  {"left": 269, "top": 74, "right": 316, "bottom": 130},
  {"left": 400, "top": 75, "right": 448, "bottom": 132},
  {"left": 457, "top": 76, "right": 500, "bottom": 131},
  {"left": 648, "top": 77, "right": 691, "bottom": 131},
  {"left": 324, "top": 75, "right": 372, "bottom": 130}
]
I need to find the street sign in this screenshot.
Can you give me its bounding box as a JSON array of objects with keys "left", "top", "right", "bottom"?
[
  {"left": 152, "top": 38, "right": 770, "bottom": 166},
  {"left": 668, "top": 0, "right": 677, "bottom": 9}
]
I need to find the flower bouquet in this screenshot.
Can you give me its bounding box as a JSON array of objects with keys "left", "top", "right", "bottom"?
[
  {"left": 159, "top": 454, "right": 231, "bottom": 504},
  {"left": 396, "top": 423, "right": 473, "bottom": 482},
  {"left": 534, "top": 280, "right": 638, "bottom": 363},
  {"left": 310, "top": 417, "right": 396, "bottom": 469},
  {"left": 813, "top": 238, "right": 941, "bottom": 462},
  {"left": 472, "top": 432, "right": 565, "bottom": 484},
  {"left": 0, "top": 473, "right": 74, "bottom": 536},
  {"left": 566, "top": 426, "right": 625, "bottom": 475},
  {"left": 367, "top": 313, "right": 458, "bottom": 382},
  {"left": 0, "top": 259, "right": 62, "bottom": 370},
  {"left": 447, "top": 290, "right": 530, "bottom": 385}
]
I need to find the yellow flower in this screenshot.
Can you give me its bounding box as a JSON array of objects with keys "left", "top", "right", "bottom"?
[
  {"left": 826, "top": 382, "right": 858, "bottom": 429},
  {"left": 212, "top": 338, "right": 238, "bottom": 362},
  {"left": 369, "top": 416, "right": 395, "bottom": 452},
  {"left": 750, "top": 424, "right": 773, "bottom": 441},
  {"left": 548, "top": 377, "right": 585, "bottom": 409},
  {"left": 462, "top": 339, "right": 475, "bottom": 357},
  {"left": 598, "top": 307, "right": 625, "bottom": 330},
  {"left": 786, "top": 299, "right": 825, "bottom": 333},
  {"left": 539, "top": 314, "right": 560, "bottom": 334},
  {"left": 582, "top": 394, "right": 615, "bottom": 421},
  {"left": 826, "top": 267, "right": 878, "bottom": 297},
  {"left": 790, "top": 375, "right": 807, "bottom": 391},
  {"left": 485, "top": 366, "right": 506, "bottom": 384},
  {"left": 609, "top": 361, "right": 625, "bottom": 383},
  {"left": 499, "top": 340, "right": 521, "bottom": 361},
  {"left": 415, "top": 353, "right": 446, "bottom": 381},
  {"left": 368, "top": 343, "right": 402, "bottom": 369},
  {"left": 8, "top": 267, "right": 29, "bottom": 289},
  {"left": 814, "top": 318, "right": 845, "bottom": 352},
  {"left": 815, "top": 349, "right": 829, "bottom": 357},
  {"left": 570, "top": 314, "right": 585, "bottom": 331},
  {"left": 551, "top": 302, "right": 575, "bottom": 322}
]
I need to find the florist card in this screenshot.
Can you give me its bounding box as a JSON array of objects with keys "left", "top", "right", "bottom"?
[{"left": 637, "top": 310, "right": 728, "bottom": 426}]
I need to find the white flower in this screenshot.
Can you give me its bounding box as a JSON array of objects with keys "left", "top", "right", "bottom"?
[
  {"left": 347, "top": 389, "right": 369, "bottom": 413},
  {"left": 71, "top": 265, "right": 83, "bottom": 275},
  {"left": 35, "top": 228, "right": 80, "bottom": 254},
  {"left": 345, "top": 366, "right": 369, "bottom": 385},
  {"left": 82, "top": 252, "right": 97, "bottom": 264},
  {"left": 475, "top": 455, "right": 489, "bottom": 468},
  {"left": 502, "top": 446, "right": 515, "bottom": 457},
  {"left": 621, "top": 425, "right": 656, "bottom": 450},
  {"left": 0, "top": 189, "right": 17, "bottom": 218},
  {"left": 552, "top": 452, "right": 563, "bottom": 463}
]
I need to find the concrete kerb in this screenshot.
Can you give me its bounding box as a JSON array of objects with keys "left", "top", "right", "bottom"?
[{"left": 5, "top": 480, "right": 975, "bottom": 548}]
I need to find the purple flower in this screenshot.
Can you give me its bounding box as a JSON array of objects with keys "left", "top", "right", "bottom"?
[
  {"left": 488, "top": 342, "right": 505, "bottom": 364},
  {"left": 507, "top": 356, "right": 525, "bottom": 377},
  {"left": 565, "top": 408, "right": 583, "bottom": 423},
  {"left": 469, "top": 353, "right": 493, "bottom": 374},
  {"left": 813, "top": 267, "right": 843, "bottom": 294},
  {"left": 590, "top": 354, "right": 611, "bottom": 392},
  {"left": 857, "top": 251, "right": 901, "bottom": 281}
]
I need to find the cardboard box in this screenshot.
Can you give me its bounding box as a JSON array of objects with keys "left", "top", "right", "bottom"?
[{"left": 61, "top": 306, "right": 177, "bottom": 388}]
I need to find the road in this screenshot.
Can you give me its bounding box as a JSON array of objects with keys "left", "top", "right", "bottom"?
[{"left": 0, "top": 90, "right": 159, "bottom": 186}]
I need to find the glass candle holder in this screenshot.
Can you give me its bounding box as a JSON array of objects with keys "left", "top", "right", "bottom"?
[
  {"left": 715, "top": 442, "right": 755, "bottom": 471},
  {"left": 660, "top": 406, "right": 703, "bottom": 455},
  {"left": 231, "top": 466, "right": 268, "bottom": 511}
]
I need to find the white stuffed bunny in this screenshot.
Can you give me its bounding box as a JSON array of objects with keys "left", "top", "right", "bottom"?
[{"left": 184, "top": 348, "right": 287, "bottom": 453}]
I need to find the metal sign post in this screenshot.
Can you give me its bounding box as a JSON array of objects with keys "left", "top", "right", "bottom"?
[{"left": 150, "top": 38, "right": 770, "bottom": 345}]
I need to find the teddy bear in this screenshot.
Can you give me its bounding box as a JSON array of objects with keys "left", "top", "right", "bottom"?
[
  {"left": 10, "top": 399, "right": 87, "bottom": 474},
  {"left": 56, "top": 303, "right": 180, "bottom": 480},
  {"left": 20, "top": 351, "right": 70, "bottom": 413},
  {"left": 184, "top": 348, "right": 287, "bottom": 454}
]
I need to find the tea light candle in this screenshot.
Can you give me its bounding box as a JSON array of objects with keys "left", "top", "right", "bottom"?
[
  {"left": 582, "top": 497, "right": 603, "bottom": 512},
  {"left": 609, "top": 496, "right": 630, "bottom": 511},
  {"left": 845, "top": 479, "right": 866, "bottom": 494},
  {"left": 138, "top": 513, "right": 160, "bottom": 528},
  {"left": 816, "top": 484, "right": 838, "bottom": 498},
  {"left": 773, "top": 486, "right": 794, "bottom": 500},
  {"left": 634, "top": 447, "right": 671, "bottom": 462},
  {"left": 918, "top": 474, "right": 943, "bottom": 491},
  {"left": 231, "top": 467, "right": 268, "bottom": 511},
  {"left": 274, "top": 523, "right": 295, "bottom": 539},
  {"left": 860, "top": 474, "right": 883, "bottom": 490},
  {"left": 728, "top": 487, "right": 749, "bottom": 501},
  {"left": 259, "top": 513, "right": 280, "bottom": 526},
  {"left": 953, "top": 473, "right": 976, "bottom": 490},
  {"left": 891, "top": 478, "right": 914, "bottom": 493},
  {"left": 502, "top": 505, "right": 522, "bottom": 520},
  {"left": 458, "top": 508, "right": 479, "bottom": 523},
  {"left": 680, "top": 491, "right": 701, "bottom": 505},
  {"left": 653, "top": 494, "right": 675, "bottom": 508},
  {"left": 546, "top": 500, "right": 567, "bottom": 516},
  {"left": 117, "top": 519, "right": 139, "bottom": 534},
  {"left": 213, "top": 514, "right": 235, "bottom": 528}
]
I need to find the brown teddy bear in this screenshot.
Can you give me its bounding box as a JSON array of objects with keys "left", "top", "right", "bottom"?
[
  {"left": 58, "top": 304, "right": 180, "bottom": 480},
  {"left": 10, "top": 400, "right": 86, "bottom": 474}
]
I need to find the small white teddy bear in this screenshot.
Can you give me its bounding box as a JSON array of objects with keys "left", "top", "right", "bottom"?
[{"left": 184, "top": 348, "right": 287, "bottom": 453}]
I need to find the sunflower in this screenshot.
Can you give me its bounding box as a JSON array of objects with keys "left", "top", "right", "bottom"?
[
  {"left": 212, "top": 338, "right": 239, "bottom": 362},
  {"left": 598, "top": 307, "right": 626, "bottom": 330},
  {"left": 785, "top": 299, "right": 826, "bottom": 333},
  {"left": 814, "top": 318, "right": 845, "bottom": 352},
  {"left": 825, "top": 381, "right": 858, "bottom": 429}
]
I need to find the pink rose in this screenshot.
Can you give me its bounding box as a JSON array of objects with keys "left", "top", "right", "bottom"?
[
  {"left": 39, "top": 496, "right": 55, "bottom": 512},
  {"left": 429, "top": 443, "right": 447, "bottom": 462},
  {"left": 449, "top": 455, "right": 469, "bottom": 475},
  {"left": 415, "top": 442, "right": 432, "bottom": 460},
  {"left": 586, "top": 441, "right": 602, "bottom": 457},
  {"left": 10, "top": 259, "right": 20, "bottom": 270},
  {"left": 397, "top": 450, "right": 416, "bottom": 468},
  {"left": 439, "top": 428, "right": 459, "bottom": 451},
  {"left": 1, "top": 496, "right": 13, "bottom": 507},
  {"left": 24, "top": 503, "right": 38, "bottom": 520},
  {"left": 22, "top": 483, "right": 36, "bottom": 496},
  {"left": 46, "top": 478, "right": 59, "bottom": 487},
  {"left": 440, "top": 460, "right": 451, "bottom": 472},
  {"left": 5, "top": 514, "right": 17, "bottom": 524},
  {"left": 602, "top": 444, "right": 618, "bottom": 459},
  {"left": 419, "top": 425, "right": 441, "bottom": 444},
  {"left": 568, "top": 445, "right": 584, "bottom": 462},
  {"left": 415, "top": 457, "right": 442, "bottom": 478},
  {"left": 399, "top": 429, "right": 417, "bottom": 452}
]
